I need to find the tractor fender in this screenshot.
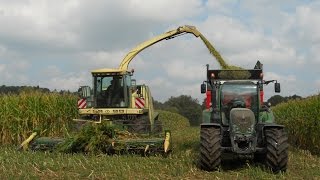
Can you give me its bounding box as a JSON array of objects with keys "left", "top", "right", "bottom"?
[
  {"left": 256, "top": 123, "right": 285, "bottom": 146},
  {"left": 263, "top": 124, "right": 285, "bottom": 130},
  {"left": 201, "top": 123, "right": 221, "bottom": 129}
]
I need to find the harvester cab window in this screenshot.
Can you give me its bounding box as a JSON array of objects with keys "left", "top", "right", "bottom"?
[{"left": 94, "top": 75, "right": 127, "bottom": 108}]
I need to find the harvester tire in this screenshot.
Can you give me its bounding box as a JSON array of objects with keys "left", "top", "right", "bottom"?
[
  {"left": 264, "top": 128, "right": 288, "bottom": 173},
  {"left": 153, "top": 119, "right": 163, "bottom": 133},
  {"left": 199, "top": 127, "right": 221, "bottom": 171},
  {"left": 129, "top": 115, "right": 151, "bottom": 133}
]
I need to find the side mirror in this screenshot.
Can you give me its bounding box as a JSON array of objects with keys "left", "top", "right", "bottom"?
[
  {"left": 201, "top": 83, "right": 206, "bottom": 94},
  {"left": 79, "top": 86, "right": 91, "bottom": 98},
  {"left": 275, "top": 82, "right": 281, "bottom": 93}
]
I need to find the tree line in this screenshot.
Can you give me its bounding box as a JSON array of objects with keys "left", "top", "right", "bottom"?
[{"left": 0, "top": 85, "right": 73, "bottom": 95}]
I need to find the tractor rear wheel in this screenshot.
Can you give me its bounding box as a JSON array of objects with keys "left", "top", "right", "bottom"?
[
  {"left": 199, "top": 127, "right": 221, "bottom": 171},
  {"left": 264, "top": 128, "right": 288, "bottom": 173}
]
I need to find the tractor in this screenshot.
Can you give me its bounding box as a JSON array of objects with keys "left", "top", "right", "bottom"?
[{"left": 198, "top": 61, "right": 288, "bottom": 173}]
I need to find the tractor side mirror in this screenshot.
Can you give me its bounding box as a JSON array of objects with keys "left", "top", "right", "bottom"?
[
  {"left": 201, "top": 83, "right": 206, "bottom": 94},
  {"left": 79, "top": 86, "right": 91, "bottom": 98},
  {"left": 275, "top": 82, "right": 281, "bottom": 93}
]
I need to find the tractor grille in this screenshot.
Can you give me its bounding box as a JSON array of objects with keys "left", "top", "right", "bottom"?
[{"left": 230, "top": 108, "right": 255, "bottom": 134}]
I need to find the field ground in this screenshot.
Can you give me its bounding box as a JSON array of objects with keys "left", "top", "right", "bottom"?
[{"left": 1, "top": 126, "right": 320, "bottom": 180}]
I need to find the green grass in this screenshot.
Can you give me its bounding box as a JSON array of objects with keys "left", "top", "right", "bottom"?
[{"left": 1, "top": 126, "right": 320, "bottom": 179}]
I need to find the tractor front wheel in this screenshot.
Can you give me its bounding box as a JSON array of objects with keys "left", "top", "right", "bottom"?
[
  {"left": 199, "top": 126, "right": 221, "bottom": 171},
  {"left": 264, "top": 128, "right": 288, "bottom": 173}
]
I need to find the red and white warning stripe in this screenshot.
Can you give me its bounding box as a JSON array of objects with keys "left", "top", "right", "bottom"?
[
  {"left": 78, "top": 98, "right": 87, "bottom": 109},
  {"left": 135, "top": 98, "right": 145, "bottom": 108}
]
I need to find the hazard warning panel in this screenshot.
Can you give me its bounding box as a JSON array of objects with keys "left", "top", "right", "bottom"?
[
  {"left": 135, "top": 98, "right": 145, "bottom": 108},
  {"left": 78, "top": 98, "right": 87, "bottom": 109}
]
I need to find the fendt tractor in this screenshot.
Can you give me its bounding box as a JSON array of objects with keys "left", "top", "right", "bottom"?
[
  {"left": 199, "top": 61, "right": 288, "bottom": 173},
  {"left": 21, "top": 25, "right": 215, "bottom": 155}
]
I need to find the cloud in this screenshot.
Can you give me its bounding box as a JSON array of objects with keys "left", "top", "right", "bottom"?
[
  {"left": 163, "top": 59, "right": 205, "bottom": 81},
  {"left": 263, "top": 71, "right": 302, "bottom": 99},
  {"left": 0, "top": 0, "right": 319, "bottom": 102},
  {"left": 0, "top": 60, "right": 31, "bottom": 85},
  {"left": 41, "top": 72, "right": 88, "bottom": 91},
  {"left": 42, "top": 65, "right": 62, "bottom": 77}
]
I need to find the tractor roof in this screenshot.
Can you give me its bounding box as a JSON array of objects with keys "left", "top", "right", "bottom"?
[{"left": 207, "top": 69, "right": 263, "bottom": 80}]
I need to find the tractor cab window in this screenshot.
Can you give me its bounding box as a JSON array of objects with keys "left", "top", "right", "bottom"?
[
  {"left": 220, "top": 82, "right": 258, "bottom": 123},
  {"left": 94, "top": 75, "right": 128, "bottom": 108}
]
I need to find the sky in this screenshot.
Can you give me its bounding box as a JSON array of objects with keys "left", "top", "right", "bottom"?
[{"left": 0, "top": 0, "right": 320, "bottom": 102}]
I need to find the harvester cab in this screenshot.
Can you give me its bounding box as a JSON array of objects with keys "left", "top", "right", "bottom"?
[
  {"left": 79, "top": 70, "right": 132, "bottom": 109},
  {"left": 199, "top": 61, "right": 288, "bottom": 173}
]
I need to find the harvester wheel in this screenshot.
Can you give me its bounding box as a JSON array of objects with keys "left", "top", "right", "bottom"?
[
  {"left": 199, "top": 127, "right": 221, "bottom": 171},
  {"left": 153, "top": 118, "right": 163, "bottom": 133},
  {"left": 129, "top": 115, "right": 151, "bottom": 133},
  {"left": 264, "top": 128, "right": 288, "bottom": 173}
]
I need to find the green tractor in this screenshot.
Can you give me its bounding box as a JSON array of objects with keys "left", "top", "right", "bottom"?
[{"left": 199, "top": 61, "right": 288, "bottom": 173}]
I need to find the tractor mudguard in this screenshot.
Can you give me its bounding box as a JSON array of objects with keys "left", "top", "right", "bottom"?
[
  {"left": 256, "top": 123, "right": 284, "bottom": 133},
  {"left": 256, "top": 123, "right": 285, "bottom": 146},
  {"left": 201, "top": 123, "right": 221, "bottom": 129}
]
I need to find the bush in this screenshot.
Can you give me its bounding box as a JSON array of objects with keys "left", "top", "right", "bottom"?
[
  {"left": 157, "top": 110, "right": 190, "bottom": 131},
  {"left": 273, "top": 94, "right": 320, "bottom": 154}
]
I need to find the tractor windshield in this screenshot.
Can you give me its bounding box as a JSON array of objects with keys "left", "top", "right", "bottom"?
[
  {"left": 221, "top": 82, "right": 258, "bottom": 120},
  {"left": 93, "top": 75, "right": 130, "bottom": 108}
]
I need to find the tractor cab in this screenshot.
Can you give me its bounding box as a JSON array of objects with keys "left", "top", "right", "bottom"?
[{"left": 200, "top": 62, "right": 281, "bottom": 124}]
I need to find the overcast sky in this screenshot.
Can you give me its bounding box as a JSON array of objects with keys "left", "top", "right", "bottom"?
[{"left": 0, "top": 0, "right": 319, "bottom": 102}]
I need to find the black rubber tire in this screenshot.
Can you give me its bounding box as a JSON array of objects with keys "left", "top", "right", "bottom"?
[
  {"left": 153, "top": 118, "right": 163, "bottom": 133},
  {"left": 129, "top": 115, "right": 151, "bottom": 133},
  {"left": 264, "top": 128, "right": 289, "bottom": 173},
  {"left": 199, "top": 127, "right": 221, "bottom": 171}
]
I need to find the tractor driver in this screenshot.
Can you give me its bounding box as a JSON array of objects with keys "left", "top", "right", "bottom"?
[{"left": 224, "top": 96, "right": 246, "bottom": 121}]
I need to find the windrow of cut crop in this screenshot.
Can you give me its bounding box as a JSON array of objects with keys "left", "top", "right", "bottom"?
[
  {"left": 0, "top": 91, "right": 78, "bottom": 145},
  {"left": 54, "top": 110, "right": 190, "bottom": 153},
  {"left": 273, "top": 95, "right": 320, "bottom": 154}
]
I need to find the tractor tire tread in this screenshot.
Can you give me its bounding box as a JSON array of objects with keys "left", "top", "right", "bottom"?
[
  {"left": 199, "top": 127, "right": 221, "bottom": 171},
  {"left": 265, "top": 128, "right": 288, "bottom": 173}
]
